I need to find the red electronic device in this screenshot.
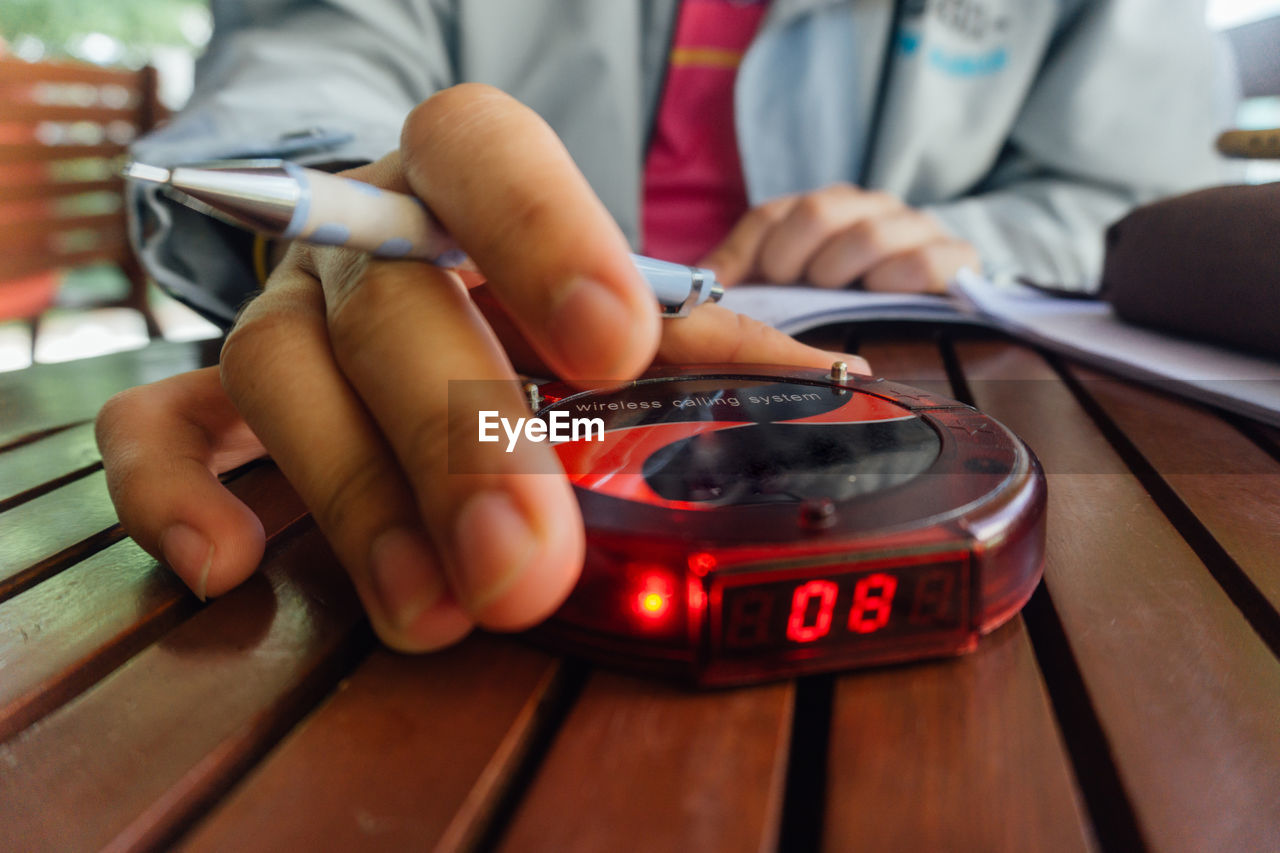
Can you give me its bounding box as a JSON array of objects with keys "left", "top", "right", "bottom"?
[{"left": 529, "top": 364, "right": 1046, "bottom": 687}]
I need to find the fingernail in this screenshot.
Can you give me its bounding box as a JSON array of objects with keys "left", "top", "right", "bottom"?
[
  {"left": 369, "top": 527, "right": 445, "bottom": 631},
  {"left": 549, "top": 277, "right": 634, "bottom": 376},
  {"left": 452, "top": 490, "right": 537, "bottom": 612},
  {"left": 161, "top": 523, "right": 214, "bottom": 602}
]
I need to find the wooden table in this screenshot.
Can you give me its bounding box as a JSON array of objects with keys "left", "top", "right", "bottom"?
[{"left": 2, "top": 329, "right": 1278, "bottom": 853}]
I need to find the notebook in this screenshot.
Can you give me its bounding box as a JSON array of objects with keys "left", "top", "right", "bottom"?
[{"left": 719, "top": 270, "right": 1280, "bottom": 427}]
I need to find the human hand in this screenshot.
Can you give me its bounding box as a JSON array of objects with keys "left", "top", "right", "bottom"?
[
  {"left": 97, "top": 84, "right": 869, "bottom": 653},
  {"left": 700, "top": 183, "right": 980, "bottom": 293}
]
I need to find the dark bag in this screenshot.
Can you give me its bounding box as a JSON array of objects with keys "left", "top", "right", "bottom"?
[{"left": 1100, "top": 183, "right": 1280, "bottom": 358}]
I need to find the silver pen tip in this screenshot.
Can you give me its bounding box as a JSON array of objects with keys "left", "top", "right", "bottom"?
[
  {"left": 120, "top": 161, "right": 171, "bottom": 185},
  {"left": 708, "top": 278, "right": 724, "bottom": 303}
]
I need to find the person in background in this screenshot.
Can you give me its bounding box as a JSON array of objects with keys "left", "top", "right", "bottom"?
[{"left": 98, "top": 0, "right": 1227, "bottom": 651}]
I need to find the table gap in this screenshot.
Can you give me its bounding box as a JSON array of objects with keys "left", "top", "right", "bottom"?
[
  {"left": 1228, "top": 417, "right": 1280, "bottom": 465},
  {"left": 937, "top": 335, "right": 975, "bottom": 405},
  {"left": 0, "top": 420, "right": 84, "bottom": 454},
  {"left": 1047, "top": 353, "right": 1280, "bottom": 659},
  {"left": 1019, "top": 585, "right": 1149, "bottom": 853},
  {"left": 0, "top": 461, "right": 103, "bottom": 515},
  {"left": 473, "top": 658, "right": 592, "bottom": 853},
  {"left": 0, "top": 525, "right": 126, "bottom": 605},
  {"left": 777, "top": 674, "right": 834, "bottom": 852}
]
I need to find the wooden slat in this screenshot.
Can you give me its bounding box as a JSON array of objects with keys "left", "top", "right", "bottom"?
[
  {"left": 0, "top": 58, "right": 140, "bottom": 87},
  {"left": 0, "top": 470, "right": 122, "bottom": 600},
  {"left": 1, "top": 223, "right": 127, "bottom": 253},
  {"left": 0, "top": 177, "right": 123, "bottom": 202},
  {"left": 956, "top": 340, "right": 1280, "bottom": 853},
  {"left": 0, "top": 421, "right": 99, "bottom": 509},
  {"left": 0, "top": 102, "right": 138, "bottom": 123},
  {"left": 0, "top": 539, "right": 188, "bottom": 742},
  {"left": 0, "top": 143, "right": 124, "bottom": 163},
  {"left": 0, "top": 524, "right": 364, "bottom": 852},
  {"left": 0, "top": 338, "right": 222, "bottom": 447},
  {"left": 182, "top": 637, "right": 562, "bottom": 852},
  {"left": 828, "top": 620, "right": 1095, "bottom": 852},
  {"left": 498, "top": 674, "right": 793, "bottom": 853},
  {"left": 859, "top": 338, "right": 956, "bottom": 395},
  {"left": 0, "top": 211, "right": 124, "bottom": 241},
  {"left": 2, "top": 242, "right": 130, "bottom": 281},
  {"left": 0, "top": 464, "right": 307, "bottom": 743},
  {"left": 823, "top": 340, "right": 1094, "bottom": 852},
  {"left": 1068, "top": 366, "right": 1280, "bottom": 612}
]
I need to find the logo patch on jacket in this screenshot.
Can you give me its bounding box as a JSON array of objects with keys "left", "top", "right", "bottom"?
[{"left": 898, "top": 0, "right": 1012, "bottom": 77}]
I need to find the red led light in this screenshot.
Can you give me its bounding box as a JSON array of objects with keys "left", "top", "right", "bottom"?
[
  {"left": 632, "top": 572, "right": 674, "bottom": 621},
  {"left": 687, "top": 552, "right": 717, "bottom": 577},
  {"left": 639, "top": 591, "right": 668, "bottom": 616},
  {"left": 687, "top": 577, "right": 707, "bottom": 614}
]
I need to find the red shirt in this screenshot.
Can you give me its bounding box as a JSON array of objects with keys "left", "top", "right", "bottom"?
[{"left": 641, "top": 0, "right": 769, "bottom": 264}]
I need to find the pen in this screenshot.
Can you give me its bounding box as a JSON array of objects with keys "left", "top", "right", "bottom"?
[{"left": 121, "top": 159, "right": 723, "bottom": 317}]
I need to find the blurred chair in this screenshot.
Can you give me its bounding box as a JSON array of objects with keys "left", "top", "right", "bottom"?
[{"left": 0, "top": 57, "right": 164, "bottom": 346}]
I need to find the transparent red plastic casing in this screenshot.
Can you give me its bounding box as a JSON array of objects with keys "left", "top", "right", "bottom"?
[{"left": 528, "top": 364, "right": 1046, "bottom": 687}]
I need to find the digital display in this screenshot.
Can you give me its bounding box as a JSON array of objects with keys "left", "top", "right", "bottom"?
[{"left": 716, "top": 561, "right": 967, "bottom": 657}]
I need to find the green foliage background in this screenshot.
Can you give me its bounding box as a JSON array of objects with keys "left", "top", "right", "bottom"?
[{"left": 0, "top": 0, "right": 208, "bottom": 59}]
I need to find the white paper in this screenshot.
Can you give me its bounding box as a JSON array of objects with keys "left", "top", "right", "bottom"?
[
  {"left": 720, "top": 274, "right": 1280, "bottom": 427},
  {"left": 720, "top": 285, "right": 963, "bottom": 334}
]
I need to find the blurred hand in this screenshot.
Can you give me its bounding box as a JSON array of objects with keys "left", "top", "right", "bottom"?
[
  {"left": 97, "top": 84, "right": 869, "bottom": 653},
  {"left": 701, "top": 183, "right": 980, "bottom": 293}
]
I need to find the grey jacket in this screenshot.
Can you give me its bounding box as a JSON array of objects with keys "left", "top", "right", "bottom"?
[{"left": 132, "top": 0, "right": 1230, "bottom": 326}]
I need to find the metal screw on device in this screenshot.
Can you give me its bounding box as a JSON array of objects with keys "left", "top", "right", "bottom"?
[
  {"left": 524, "top": 382, "right": 542, "bottom": 411},
  {"left": 830, "top": 360, "right": 850, "bottom": 396}
]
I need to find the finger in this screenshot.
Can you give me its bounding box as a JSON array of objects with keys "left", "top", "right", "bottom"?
[
  {"left": 323, "top": 153, "right": 553, "bottom": 371},
  {"left": 757, "top": 187, "right": 905, "bottom": 285},
  {"left": 221, "top": 260, "right": 474, "bottom": 650},
  {"left": 96, "top": 367, "right": 268, "bottom": 600},
  {"left": 656, "top": 303, "right": 871, "bottom": 375},
  {"left": 314, "top": 247, "right": 585, "bottom": 631},
  {"left": 469, "top": 283, "right": 551, "bottom": 376},
  {"left": 862, "top": 239, "right": 982, "bottom": 294},
  {"left": 698, "top": 195, "right": 797, "bottom": 286},
  {"left": 399, "top": 84, "right": 659, "bottom": 383},
  {"left": 806, "top": 208, "right": 947, "bottom": 289}
]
